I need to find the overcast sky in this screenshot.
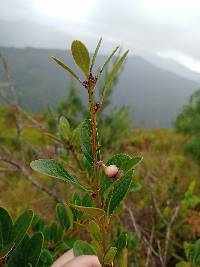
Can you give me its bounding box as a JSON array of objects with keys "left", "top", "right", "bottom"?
[{"left": 1, "top": 0, "right": 200, "bottom": 72}]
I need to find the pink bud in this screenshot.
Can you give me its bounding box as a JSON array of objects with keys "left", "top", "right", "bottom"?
[{"left": 104, "top": 165, "right": 119, "bottom": 178}]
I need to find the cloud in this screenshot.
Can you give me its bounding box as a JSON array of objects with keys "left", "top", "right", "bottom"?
[{"left": 1, "top": 0, "right": 200, "bottom": 69}]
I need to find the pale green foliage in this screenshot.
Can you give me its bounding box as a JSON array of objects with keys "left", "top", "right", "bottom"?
[{"left": 71, "top": 40, "right": 91, "bottom": 77}]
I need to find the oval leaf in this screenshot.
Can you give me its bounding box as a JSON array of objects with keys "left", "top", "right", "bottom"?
[
  {"left": 104, "top": 170, "right": 133, "bottom": 216},
  {"left": 30, "top": 159, "right": 88, "bottom": 191},
  {"left": 71, "top": 40, "right": 90, "bottom": 77}
]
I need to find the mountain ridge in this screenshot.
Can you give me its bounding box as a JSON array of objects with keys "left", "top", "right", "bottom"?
[{"left": 0, "top": 46, "right": 199, "bottom": 127}]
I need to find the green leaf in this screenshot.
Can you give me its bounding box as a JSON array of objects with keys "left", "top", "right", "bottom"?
[
  {"left": 88, "top": 221, "right": 102, "bottom": 244},
  {"left": 99, "top": 46, "right": 119, "bottom": 75},
  {"left": 12, "top": 210, "right": 34, "bottom": 248},
  {"left": 30, "top": 159, "right": 88, "bottom": 191},
  {"left": 0, "top": 208, "right": 13, "bottom": 248},
  {"left": 71, "top": 40, "right": 90, "bottom": 77},
  {"left": 100, "top": 50, "right": 129, "bottom": 106},
  {"left": 90, "top": 37, "right": 102, "bottom": 71},
  {"left": 80, "top": 119, "right": 93, "bottom": 165},
  {"left": 52, "top": 56, "right": 81, "bottom": 82},
  {"left": 106, "top": 154, "right": 142, "bottom": 172},
  {"left": 69, "top": 204, "right": 105, "bottom": 221},
  {"left": 59, "top": 116, "right": 71, "bottom": 141},
  {"left": 8, "top": 233, "right": 44, "bottom": 267},
  {"left": 104, "top": 170, "right": 133, "bottom": 216},
  {"left": 56, "top": 204, "right": 73, "bottom": 230},
  {"left": 73, "top": 240, "right": 96, "bottom": 257},
  {"left": 104, "top": 247, "right": 117, "bottom": 265},
  {"left": 122, "top": 156, "right": 143, "bottom": 171}
]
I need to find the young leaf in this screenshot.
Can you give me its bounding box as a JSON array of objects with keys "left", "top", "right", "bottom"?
[
  {"left": 52, "top": 56, "right": 81, "bottom": 83},
  {"left": 59, "top": 116, "right": 71, "bottom": 141},
  {"left": 0, "top": 207, "right": 13, "bottom": 247},
  {"left": 71, "top": 40, "right": 90, "bottom": 77},
  {"left": 99, "top": 46, "right": 119, "bottom": 76},
  {"left": 100, "top": 50, "right": 129, "bottom": 106},
  {"left": 80, "top": 119, "right": 93, "bottom": 165},
  {"left": 12, "top": 210, "right": 34, "bottom": 248},
  {"left": 104, "top": 247, "right": 117, "bottom": 265},
  {"left": 73, "top": 240, "right": 96, "bottom": 257},
  {"left": 56, "top": 204, "right": 73, "bottom": 230},
  {"left": 104, "top": 170, "right": 133, "bottom": 216},
  {"left": 90, "top": 37, "right": 102, "bottom": 72},
  {"left": 69, "top": 204, "right": 105, "bottom": 221},
  {"left": 30, "top": 159, "right": 88, "bottom": 191}
]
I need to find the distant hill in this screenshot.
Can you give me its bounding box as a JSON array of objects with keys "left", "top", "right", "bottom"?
[{"left": 0, "top": 47, "right": 199, "bottom": 127}]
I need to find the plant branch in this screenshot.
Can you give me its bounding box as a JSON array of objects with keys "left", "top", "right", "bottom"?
[
  {"left": 163, "top": 205, "right": 180, "bottom": 265},
  {"left": 87, "top": 83, "right": 99, "bottom": 194}
]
